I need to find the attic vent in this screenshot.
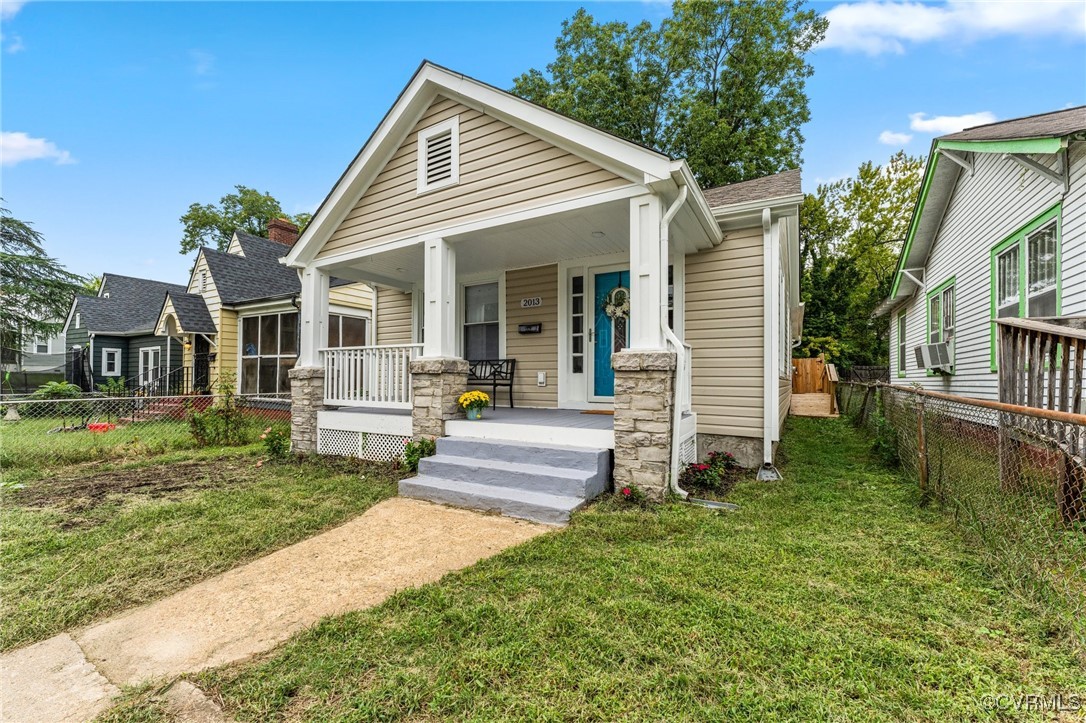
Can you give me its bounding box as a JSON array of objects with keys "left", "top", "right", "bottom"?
[{"left": 417, "top": 116, "right": 459, "bottom": 194}]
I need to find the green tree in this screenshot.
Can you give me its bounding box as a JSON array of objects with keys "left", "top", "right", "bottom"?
[
  {"left": 1, "top": 206, "right": 84, "bottom": 367},
  {"left": 179, "top": 185, "right": 310, "bottom": 254},
  {"left": 81, "top": 275, "right": 102, "bottom": 295},
  {"left": 512, "top": 1, "right": 827, "bottom": 186},
  {"left": 797, "top": 152, "right": 924, "bottom": 367}
]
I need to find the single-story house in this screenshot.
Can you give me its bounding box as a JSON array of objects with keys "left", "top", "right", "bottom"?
[
  {"left": 878, "top": 105, "right": 1085, "bottom": 400},
  {"left": 63, "top": 274, "right": 187, "bottom": 391},
  {"left": 277, "top": 61, "right": 802, "bottom": 522},
  {"left": 154, "top": 219, "right": 373, "bottom": 395}
]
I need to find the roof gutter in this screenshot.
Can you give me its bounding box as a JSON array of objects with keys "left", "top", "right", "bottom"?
[{"left": 660, "top": 182, "right": 690, "bottom": 500}]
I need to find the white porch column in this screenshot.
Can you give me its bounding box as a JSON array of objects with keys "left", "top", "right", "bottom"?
[
  {"left": 422, "top": 236, "right": 457, "bottom": 358},
  {"left": 297, "top": 265, "right": 330, "bottom": 367},
  {"left": 629, "top": 194, "right": 665, "bottom": 350}
]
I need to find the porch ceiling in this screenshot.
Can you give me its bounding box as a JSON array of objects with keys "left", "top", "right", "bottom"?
[{"left": 324, "top": 198, "right": 633, "bottom": 286}]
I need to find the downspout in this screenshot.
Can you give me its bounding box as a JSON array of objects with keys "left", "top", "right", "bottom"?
[
  {"left": 758, "top": 208, "right": 782, "bottom": 481},
  {"left": 660, "top": 183, "right": 689, "bottom": 499}
]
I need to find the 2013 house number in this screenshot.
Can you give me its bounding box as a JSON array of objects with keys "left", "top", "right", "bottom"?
[{"left": 520, "top": 297, "right": 543, "bottom": 308}]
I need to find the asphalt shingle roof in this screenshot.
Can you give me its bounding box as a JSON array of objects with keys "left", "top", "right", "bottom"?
[
  {"left": 76, "top": 274, "right": 188, "bottom": 334},
  {"left": 165, "top": 291, "right": 216, "bottom": 334},
  {"left": 701, "top": 168, "right": 802, "bottom": 208},
  {"left": 940, "top": 106, "right": 1086, "bottom": 142},
  {"left": 205, "top": 231, "right": 352, "bottom": 306}
]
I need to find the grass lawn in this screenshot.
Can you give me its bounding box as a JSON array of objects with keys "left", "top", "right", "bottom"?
[
  {"left": 99, "top": 417, "right": 1085, "bottom": 722},
  {"left": 0, "top": 449, "right": 404, "bottom": 651}
]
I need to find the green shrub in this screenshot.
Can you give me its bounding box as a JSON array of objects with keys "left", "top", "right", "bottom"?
[
  {"left": 33, "top": 381, "right": 82, "bottom": 399},
  {"left": 678, "top": 450, "right": 740, "bottom": 494},
  {"left": 260, "top": 424, "right": 291, "bottom": 459},
  {"left": 96, "top": 377, "right": 127, "bottom": 396},
  {"left": 403, "top": 437, "right": 436, "bottom": 472}
]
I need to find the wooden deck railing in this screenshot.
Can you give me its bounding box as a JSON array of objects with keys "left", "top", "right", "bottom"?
[
  {"left": 320, "top": 344, "right": 423, "bottom": 408},
  {"left": 997, "top": 317, "right": 1086, "bottom": 413}
]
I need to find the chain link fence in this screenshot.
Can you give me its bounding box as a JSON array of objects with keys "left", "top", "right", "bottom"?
[
  {"left": 840, "top": 382, "right": 1086, "bottom": 655},
  {"left": 1, "top": 393, "right": 291, "bottom": 486}
]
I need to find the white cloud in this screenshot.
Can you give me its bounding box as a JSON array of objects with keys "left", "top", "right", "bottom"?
[
  {"left": 909, "top": 111, "right": 997, "bottom": 134},
  {"left": 1, "top": 131, "right": 75, "bottom": 166},
  {"left": 878, "top": 130, "right": 913, "bottom": 145},
  {"left": 5, "top": 33, "right": 23, "bottom": 53},
  {"left": 189, "top": 49, "right": 215, "bottom": 76},
  {"left": 1, "top": 0, "right": 26, "bottom": 21},
  {"left": 820, "top": 0, "right": 1086, "bottom": 56}
]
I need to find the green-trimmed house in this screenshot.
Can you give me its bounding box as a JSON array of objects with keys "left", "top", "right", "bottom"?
[{"left": 878, "top": 106, "right": 1085, "bottom": 399}]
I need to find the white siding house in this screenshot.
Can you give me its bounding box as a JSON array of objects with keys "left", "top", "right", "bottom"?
[{"left": 880, "top": 106, "right": 1086, "bottom": 401}]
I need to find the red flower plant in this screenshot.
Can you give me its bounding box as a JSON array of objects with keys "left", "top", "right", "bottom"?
[{"left": 621, "top": 487, "right": 632, "bottom": 497}]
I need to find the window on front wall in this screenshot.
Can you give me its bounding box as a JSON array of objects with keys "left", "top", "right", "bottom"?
[
  {"left": 571, "top": 275, "right": 585, "bottom": 374},
  {"left": 463, "top": 282, "right": 499, "bottom": 361},
  {"left": 35, "top": 340, "right": 49, "bottom": 354},
  {"left": 102, "top": 348, "right": 121, "bottom": 377},
  {"left": 996, "top": 245, "right": 1020, "bottom": 318},
  {"left": 327, "top": 314, "right": 368, "bottom": 348},
  {"left": 241, "top": 312, "right": 298, "bottom": 395}
]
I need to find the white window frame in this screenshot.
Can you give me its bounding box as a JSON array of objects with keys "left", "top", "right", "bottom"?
[
  {"left": 139, "top": 346, "right": 162, "bottom": 385},
  {"left": 458, "top": 277, "right": 504, "bottom": 361},
  {"left": 101, "top": 347, "right": 122, "bottom": 377},
  {"left": 326, "top": 310, "right": 371, "bottom": 349},
  {"left": 996, "top": 245, "right": 1020, "bottom": 318},
  {"left": 416, "top": 116, "right": 460, "bottom": 195},
  {"left": 896, "top": 312, "right": 907, "bottom": 378},
  {"left": 75, "top": 312, "right": 81, "bottom": 329},
  {"left": 239, "top": 310, "right": 300, "bottom": 396},
  {"left": 35, "top": 339, "right": 49, "bottom": 354}
]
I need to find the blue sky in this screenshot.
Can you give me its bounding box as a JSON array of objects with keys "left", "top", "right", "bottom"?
[{"left": 2, "top": 0, "right": 1084, "bottom": 285}]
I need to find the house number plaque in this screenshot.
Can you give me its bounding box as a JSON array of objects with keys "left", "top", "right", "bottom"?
[{"left": 520, "top": 297, "right": 543, "bottom": 308}]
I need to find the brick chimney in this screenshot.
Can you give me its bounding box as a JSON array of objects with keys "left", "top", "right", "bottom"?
[{"left": 267, "top": 217, "right": 299, "bottom": 246}]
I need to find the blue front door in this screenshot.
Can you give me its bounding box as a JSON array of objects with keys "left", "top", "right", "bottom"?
[{"left": 593, "top": 270, "right": 630, "bottom": 398}]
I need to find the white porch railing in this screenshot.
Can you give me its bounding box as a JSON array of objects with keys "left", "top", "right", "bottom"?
[
  {"left": 320, "top": 344, "right": 422, "bottom": 408},
  {"left": 680, "top": 341, "right": 693, "bottom": 413}
]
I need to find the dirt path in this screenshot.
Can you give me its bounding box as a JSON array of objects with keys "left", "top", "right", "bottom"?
[{"left": 0, "top": 497, "right": 547, "bottom": 722}]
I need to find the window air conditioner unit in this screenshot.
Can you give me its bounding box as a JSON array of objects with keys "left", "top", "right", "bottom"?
[{"left": 914, "top": 343, "right": 952, "bottom": 374}]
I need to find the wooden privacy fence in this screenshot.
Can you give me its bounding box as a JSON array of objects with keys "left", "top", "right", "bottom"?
[{"left": 791, "top": 355, "right": 839, "bottom": 416}]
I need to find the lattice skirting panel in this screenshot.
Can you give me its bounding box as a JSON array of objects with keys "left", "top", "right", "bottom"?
[
  {"left": 318, "top": 427, "right": 406, "bottom": 462},
  {"left": 678, "top": 431, "right": 698, "bottom": 466}
]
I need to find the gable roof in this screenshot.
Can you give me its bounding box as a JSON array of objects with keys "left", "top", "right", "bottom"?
[
  {"left": 162, "top": 291, "right": 217, "bottom": 334},
  {"left": 69, "top": 275, "right": 187, "bottom": 335},
  {"left": 203, "top": 231, "right": 352, "bottom": 306},
  {"left": 284, "top": 60, "right": 720, "bottom": 267},
  {"left": 879, "top": 106, "right": 1085, "bottom": 315},
  {"left": 941, "top": 106, "right": 1086, "bottom": 143},
  {"left": 701, "top": 169, "right": 803, "bottom": 209}
]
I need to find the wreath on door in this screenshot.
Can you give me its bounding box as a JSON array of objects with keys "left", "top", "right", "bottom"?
[{"left": 603, "top": 286, "right": 630, "bottom": 320}]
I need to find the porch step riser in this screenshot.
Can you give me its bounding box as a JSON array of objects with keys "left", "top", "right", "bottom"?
[
  {"left": 418, "top": 456, "right": 606, "bottom": 498},
  {"left": 400, "top": 477, "right": 584, "bottom": 526},
  {"left": 436, "top": 437, "right": 608, "bottom": 472}
]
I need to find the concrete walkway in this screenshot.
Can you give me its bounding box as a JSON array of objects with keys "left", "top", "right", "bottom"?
[{"left": 1, "top": 498, "right": 546, "bottom": 722}]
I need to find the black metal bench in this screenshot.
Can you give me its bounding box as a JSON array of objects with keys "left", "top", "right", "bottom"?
[{"left": 467, "top": 359, "right": 516, "bottom": 409}]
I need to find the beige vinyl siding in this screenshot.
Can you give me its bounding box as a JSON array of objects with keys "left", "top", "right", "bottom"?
[
  {"left": 685, "top": 226, "right": 764, "bottom": 438},
  {"left": 319, "top": 96, "right": 629, "bottom": 258},
  {"left": 503, "top": 265, "right": 559, "bottom": 408},
  {"left": 329, "top": 282, "right": 374, "bottom": 311},
  {"left": 185, "top": 252, "right": 226, "bottom": 385},
  {"left": 216, "top": 309, "right": 238, "bottom": 386},
  {"left": 375, "top": 287, "right": 414, "bottom": 345},
  {"left": 778, "top": 377, "right": 791, "bottom": 432}
]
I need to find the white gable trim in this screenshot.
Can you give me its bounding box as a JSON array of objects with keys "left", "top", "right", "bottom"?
[{"left": 282, "top": 62, "right": 711, "bottom": 269}]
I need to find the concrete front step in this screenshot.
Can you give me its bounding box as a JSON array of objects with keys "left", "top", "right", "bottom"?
[
  {"left": 400, "top": 476, "right": 588, "bottom": 526},
  {"left": 400, "top": 436, "right": 612, "bottom": 525},
  {"left": 436, "top": 437, "right": 609, "bottom": 472},
  {"left": 418, "top": 454, "right": 605, "bottom": 498}
]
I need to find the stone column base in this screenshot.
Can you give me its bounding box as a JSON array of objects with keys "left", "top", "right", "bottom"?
[
  {"left": 288, "top": 366, "right": 325, "bottom": 454},
  {"left": 612, "top": 350, "right": 677, "bottom": 502},
  {"left": 410, "top": 357, "right": 469, "bottom": 440}
]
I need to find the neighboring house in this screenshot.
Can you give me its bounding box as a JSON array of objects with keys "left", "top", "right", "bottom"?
[
  {"left": 879, "top": 106, "right": 1086, "bottom": 399},
  {"left": 279, "top": 61, "right": 802, "bottom": 520},
  {"left": 1, "top": 322, "right": 65, "bottom": 373},
  {"left": 62, "top": 274, "right": 188, "bottom": 391},
  {"left": 154, "top": 218, "right": 373, "bottom": 395}
]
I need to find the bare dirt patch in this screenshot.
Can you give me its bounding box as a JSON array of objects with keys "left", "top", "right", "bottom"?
[{"left": 8, "top": 458, "right": 259, "bottom": 516}]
